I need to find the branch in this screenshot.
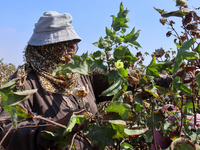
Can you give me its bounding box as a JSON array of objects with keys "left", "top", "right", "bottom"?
[
  {"left": 68, "top": 132, "right": 78, "bottom": 150},
  {"left": 33, "top": 116, "right": 67, "bottom": 129},
  {"left": 0, "top": 124, "right": 13, "bottom": 146},
  {"left": 192, "top": 84, "right": 197, "bottom": 126},
  {"left": 151, "top": 98, "right": 157, "bottom": 150},
  {"left": 180, "top": 93, "right": 184, "bottom": 137}
]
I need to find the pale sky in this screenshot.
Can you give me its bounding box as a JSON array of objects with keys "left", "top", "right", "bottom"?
[{"left": 0, "top": 0, "right": 199, "bottom": 67}]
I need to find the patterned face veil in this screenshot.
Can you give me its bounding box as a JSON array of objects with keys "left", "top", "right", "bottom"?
[
  {"left": 15, "top": 11, "right": 81, "bottom": 95},
  {"left": 16, "top": 41, "right": 79, "bottom": 95}
]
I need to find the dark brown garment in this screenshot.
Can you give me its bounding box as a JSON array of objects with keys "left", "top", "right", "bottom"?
[{"left": 0, "top": 70, "right": 109, "bottom": 150}]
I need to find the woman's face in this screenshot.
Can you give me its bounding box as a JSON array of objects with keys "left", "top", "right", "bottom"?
[{"left": 65, "top": 40, "right": 76, "bottom": 64}]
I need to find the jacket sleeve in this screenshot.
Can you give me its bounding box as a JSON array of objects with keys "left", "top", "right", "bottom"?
[
  {"left": 0, "top": 111, "right": 54, "bottom": 150},
  {"left": 0, "top": 71, "right": 54, "bottom": 150},
  {"left": 90, "top": 69, "right": 137, "bottom": 103},
  {"left": 89, "top": 70, "right": 113, "bottom": 104}
]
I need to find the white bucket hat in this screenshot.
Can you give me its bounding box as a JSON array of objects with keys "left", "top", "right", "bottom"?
[{"left": 27, "top": 11, "right": 81, "bottom": 46}]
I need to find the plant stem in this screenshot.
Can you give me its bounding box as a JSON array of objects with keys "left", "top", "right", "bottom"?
[
  {"left": 0, "top": 118, "right": 11, "bottom": 122},
  {"left": 170, "top": 24, "right": 180, "bottom": 39},
  {"left": 151, "top": 99, "right": 157, "bottom": 150},
  {"left": 105, "top": 51, "right": 110, "bottom": 72},
  {"left": 68, "top": 132, "right": 78, "bottom": 150},
  {"left": 0, "top": 124, "right": 13, "bottom": 146},
  {"left": 33, "top": 116, "right": 67, "bottom": 129},
  {"left": 180, "top": 94, "right": 184, "bottom": 137},
  {"left": 192, "top": 85, "right": 197, "bottom": 126},
  {"left": 117, "top": 141, "right": 120, "bottom": 150}
]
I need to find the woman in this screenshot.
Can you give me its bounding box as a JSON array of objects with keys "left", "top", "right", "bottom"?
[{"left": 0, "top": 11, "right": 108, "bottom": 150}]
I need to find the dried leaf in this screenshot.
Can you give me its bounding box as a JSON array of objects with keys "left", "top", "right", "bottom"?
[{"left": 160, "top": 18, "right": 167, "bottom": 25}]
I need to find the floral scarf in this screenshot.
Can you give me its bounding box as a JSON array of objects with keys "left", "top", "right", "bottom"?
[{"left": 16, "top": 41, "right": 78, "bottom": 95}]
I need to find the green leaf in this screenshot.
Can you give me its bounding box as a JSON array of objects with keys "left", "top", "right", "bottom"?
[
  {"left": 123, "top": 78, "right": 129, "bottom": 91},
  {"left": 3, "top": 106, "right": 18, "bottom": 129},
  {"left": 139, "top": 75, "right": 149, "bottom": 87},
  {"left": 118, "top": 68, "right": 128, "bottom": 78},
  {"left": 174, "top": 40, "right": 181, "bottom": 48},
  {"left": 108, "top": 70, "right": 121, "bottom": 84},
  {"left": 92, "top": 50, "right": 103, "bottom": 60},
  {"left": 16, "top": 105, "right": 32, "bottom": 118},
  {"left": 41, "top": 130, "right": 58, "bottom": 140},
  {"left": 146, "top": 57, "right": 161, "bottom": 78},
  {"left": 189, "top": 131, "right": 197, "bottom": 142},
  {"left": 115, "top": 36, "right": 124, "bottom": 43},
  {"left": 146, "top": 67, "right": 160, "bottom": 78},
  {"left": 176, "top": 0, "right": 187, "bottom": 6},
  {"left": 183, "top": 102, "right": 194, "bottom": 116},
  {"left": 195, "top": 73, "right": 200, "bottom": 95},
  {"left": 120, "top": 142, "right": 133, "bottom": 150},
  {"left": 108, "top": 120, "right": 126, "bottom": 126},
  {"left": 63, "top": 114, "right": 76, "bottom": 135},
  {"left": 156, "top": 85, "right": 168, "bottom": 95},
  {"left": 134, "top": 94, "right": 144, "bottom": 105},
  {"left": 162, "top": 120, "right": 171, "bottom": 131},
  {"left": 122, "top": 51, "right": 138, "bottom": 67},
  {"left": 111, "top": 8, "right": 130, "bottom": 32},
  {"left": 179, "top": 38, "right": 196, "bottom": 52},
  {"left": 63, "top": 113, "right": 86, "bottom": 135},
  {"left": 170, "top": 138, "right": 194, "bottom": 150},
  {"left": 160, "top": 18, "right": 167, "bottom": 25},
  {"left": 154, "top": 61, "right": 173, "bottom": 72},
  {"left": 0, "top": 89, "right": 37, "bottom": 107},
  {"left": 124, "top": 28, "right": 141, "bottom": 49},
  {"left": 121, "top": 27, "right": 126, "bottom": 34},
  {"left": 113, "top": 46, "right": 128, "bottom": 60},
  {"left": 101, "top": 77, "right": 122, "bottom": 97},
  {"left": 83, "top": 123, "right": 115, "bottom": 150},
  {"left": 128, "top": 40, "right": 142, "bottom": 49},
  {"left": 172, "top": 77, "right": 193, "bottom": 96},
  {"left": 52, "top": 55, "right": 89, "bottom": 75},
  {"left": 124, "top": 28, "right": 140, "bottom": 42},
  {"left": 161, "top": 10, "right": 186, "bottom": 18},
  {"left": 180, "top": 50, "right": 199, "bottom": 60},
  {"left": 55, "top": 140, "right": 73, "bottom": 149},
  {"left": 106, "top": 101, "right": 131, "bottom": 120},
  {"left": 154, "top": 7, "right": 167, "bottom": 15},
  {"left": 172, "top": 61, "right": 181, "bottom": 75},
  {"left": 92, "top": 42, "right": 98, "bottom": 47},
  {"left": 98, "top": 37, "right": 109, "bottom": 49},
  {"left": 118, "top": 2, "right": 124, "bottom": 15},
  {"left": 0, "top": 79, "right": 16, "bottom": 95},
  {"left": 146, "top": 56, "right": 173, "bottom": 78},
  {"left": 194, "top": 44, "right": 200, "bottom": 53},
  {"left": 144, "top": 85, "right": 159, "bottom": 98},
  {"left": 112, "top": 90, "right": 123, "bottom": 101},
  {"left": 111, "top": 123, "right": 128, "bottom": 139},
  {"left": 0, "top": 92, "right": 8, "bottom": 106},
  {"left": 63, "top": 113, "right": 77, "bottom": 135},
  {"left": 124, "top": 127, "right": 148, "bottom": 136},
  {"left": 106, "top": 27, "right": 116, "bottom": 41},
  {"left": 143, "top": 130, "right": 153, "bottom": 143},
  {"left": 90, "top": 59, "right": 107, "bottom": 74},
  {"left": 133, "top": 103, "right": 144, "bottom": 113},
  {"left": 76, "top": 114, "right": 87, "bottom": 124},
  {"left": 9, "top": 89, "right": 37, "bottom": 106},
  {"left": 81, "top": 52, "right": 88, "bottom": 59},
  {"left": 117, "top": 3, "right": 130, "bottom": 18}
]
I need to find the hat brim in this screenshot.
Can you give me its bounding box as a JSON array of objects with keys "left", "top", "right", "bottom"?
[{"left": 27, "top": 28, "right": 81, "bottom": 46}]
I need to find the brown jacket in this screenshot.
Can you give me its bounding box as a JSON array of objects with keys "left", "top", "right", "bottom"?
[{"left": 0, "top": 70, "right": 109, "bottom": 150}]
